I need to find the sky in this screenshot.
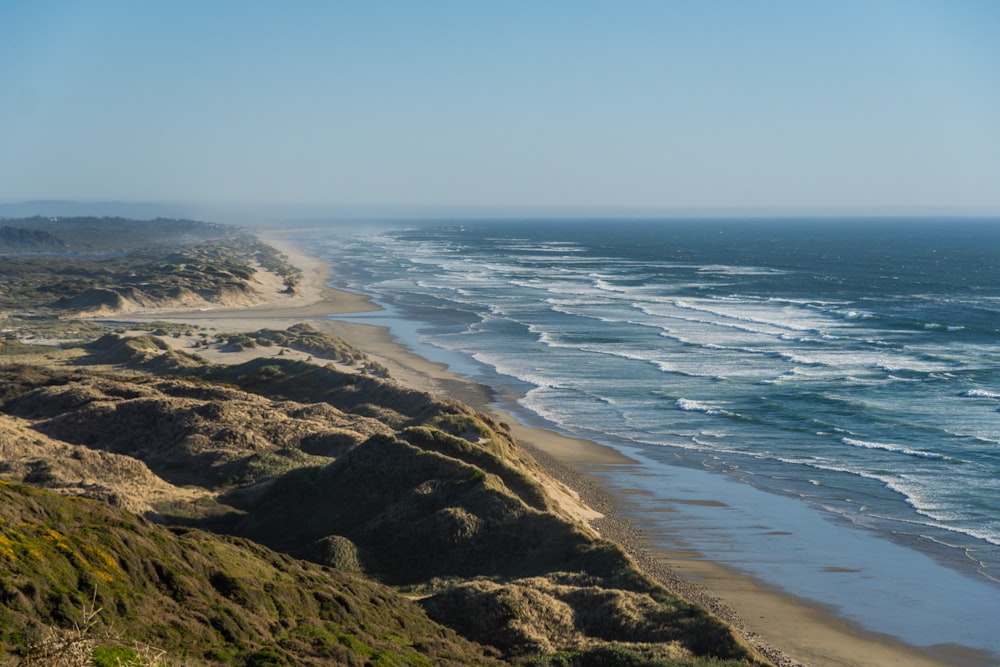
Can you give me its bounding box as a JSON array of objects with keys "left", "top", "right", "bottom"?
[{"left": 2, "top": 1, "right": 999, "bottom": 217}]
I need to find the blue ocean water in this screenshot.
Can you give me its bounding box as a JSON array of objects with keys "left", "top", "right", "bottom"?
[{"left": 305, "top": 218, "right": 1000, "bottom": 660}]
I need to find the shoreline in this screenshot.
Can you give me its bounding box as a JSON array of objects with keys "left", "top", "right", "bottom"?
[{"left": 124, "top": 234, "right": 978, "bottom": 667}]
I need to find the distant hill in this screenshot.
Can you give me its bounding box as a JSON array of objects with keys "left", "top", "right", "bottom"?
[
  {"left": 0, "top": 216, "right": 237, "bottom": 254},
  {"left": 0, "top": 200, "right": 199, "bottom": 220},
  {"left": 0, "top": 226, "right": 67, "bottom": 252}
]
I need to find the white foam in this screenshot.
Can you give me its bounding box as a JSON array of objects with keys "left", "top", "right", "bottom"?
[
  {"left": 871, "top": 355, "right": 955, "bottom": 374},
  {"left": 668, "top": 298, "right": 847, "bottom": 337},
  {"left": 697, "top": 264, "right": 790, "bottom": 276},
  {"left": 593, "top": 279, "right": 624, "bottom": 293},
  {"left": 535, "top": 329, "right": 559, "bottom": 347},
  {"left": 497, "top": 242, "right": 585, "bottom": 253},
  {"left": 923, "top": 322, "right": 965, "bottom": 332},
  {"left": 676, "top": 398, "right": 718, "bottom": 414},
  {"left": 963, "top": 389, "right": 1000, "bottom": 400},
  {"left": 469, "top": 351, "right": 556, "bottom": 390},
  {"left": 674, "top": 398, "right": 745, "bottom": 420},
  {"left": 880, "top": 476, "right": 1000, "bottom": 547},
  {"left": 841, "top": 437, "right": 945, "bottom": 461}
]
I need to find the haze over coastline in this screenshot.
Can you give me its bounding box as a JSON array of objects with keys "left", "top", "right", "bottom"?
[{"left": 4, "top": 201, "right": 1000, "bottom": 226}]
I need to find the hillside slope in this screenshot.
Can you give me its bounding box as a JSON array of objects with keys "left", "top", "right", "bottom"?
[
  {"left": 1, "top": 325, "right": 769, "bottom": 665},
  {"left": 0, "top": 481, "right": 502, "bottom": 666}
]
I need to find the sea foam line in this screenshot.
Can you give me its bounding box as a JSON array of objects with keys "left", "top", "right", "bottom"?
[
  {"left": 963, "top": 389, "right": 1000, "bottom": 400},
  {"left": 841, "top": 437, "right": 949, "bottom": 461}
]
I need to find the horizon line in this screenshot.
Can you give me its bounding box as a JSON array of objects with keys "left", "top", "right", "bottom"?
[{"left": 2, "top": 199, "right": 1000, "bottom": 223}]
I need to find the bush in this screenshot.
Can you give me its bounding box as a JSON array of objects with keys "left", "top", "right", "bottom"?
[
  {"left": 240, "top": 649, "right": 285, "bottom": 666},
  {"left": 92, "top": 645, "right": 142, "bottom": 667}
]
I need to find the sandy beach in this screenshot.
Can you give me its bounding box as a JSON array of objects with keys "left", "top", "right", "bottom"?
[{"left": 123, "top": 235, "right": 975, "bottom": 667}]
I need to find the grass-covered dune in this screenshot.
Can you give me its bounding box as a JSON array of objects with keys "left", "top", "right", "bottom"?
[{"left": 0, "top": 482, "right": 503, "bottom": 666}]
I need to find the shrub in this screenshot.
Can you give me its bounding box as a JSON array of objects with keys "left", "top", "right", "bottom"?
[{"left": 92, "top": 645, "right": 142, "bottom": 667}]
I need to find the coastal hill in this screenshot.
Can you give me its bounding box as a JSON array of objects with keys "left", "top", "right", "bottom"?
[
  {"left": 0, "top": 216, "right": 301, "bottom": 317},
  {"left": 0, "top": 218, "right": 769, "bottom": 666}
]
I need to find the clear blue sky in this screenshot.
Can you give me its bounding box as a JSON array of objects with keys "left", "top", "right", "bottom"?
[{"left": 2, "top": 1, "right": 999, "bottom": 215}]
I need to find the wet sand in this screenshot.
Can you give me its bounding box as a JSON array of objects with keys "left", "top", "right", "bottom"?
[{"left": 126, "top": 235, "right": 976, "bottom": 667}]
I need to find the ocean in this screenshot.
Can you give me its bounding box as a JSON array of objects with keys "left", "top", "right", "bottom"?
[{"left": 301, "top": 218, "right": 1000, "bottom": 661}]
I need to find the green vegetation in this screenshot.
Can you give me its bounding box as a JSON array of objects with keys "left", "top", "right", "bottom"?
[
  {"left": 0, "top": 482, "right": 501, "bottom": 666},
  {"left": 0, "top": 339, "right": 52, "bottom": 357}
]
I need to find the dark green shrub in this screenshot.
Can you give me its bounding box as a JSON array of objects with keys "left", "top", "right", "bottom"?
[{"left": 240, "top": 649, "right": 285, "bottom": 666}]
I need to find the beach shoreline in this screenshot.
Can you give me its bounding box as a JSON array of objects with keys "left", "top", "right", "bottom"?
[{"left": 122, "top": 232, "right": 982, "bottom": 667}]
